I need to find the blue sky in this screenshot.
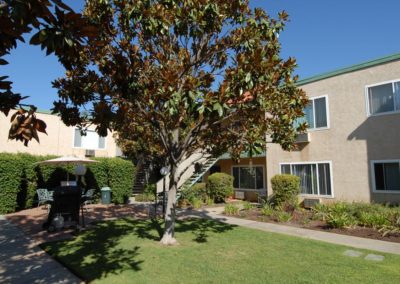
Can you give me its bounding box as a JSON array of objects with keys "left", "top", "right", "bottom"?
[{"left": 3, "top": 0, "right": 400, "bottom": 110}]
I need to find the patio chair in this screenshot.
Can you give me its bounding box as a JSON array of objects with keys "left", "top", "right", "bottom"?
[
  {"left": 36, "top": 188, "right": 53, "bottom": 209},
  {"left": 81, "top": 188, "right": 96, "bottom": 207}
]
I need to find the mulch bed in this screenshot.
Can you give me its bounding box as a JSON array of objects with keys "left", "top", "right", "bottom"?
[{"left": 235, "top": 208, "right": 400, "bottom": 243}]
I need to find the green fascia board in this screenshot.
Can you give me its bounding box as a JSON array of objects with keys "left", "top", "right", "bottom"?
[
  {"left": 297, "top": 53, "right": 400, "bottom": 86},
  {"left": 13, "top": 107, "right": 54, "bottom": 115},
  {"left": 36, "top": 109, "right": 54, "bottom": 115},
  {"left": 219, "top": 151, "right": 266, "bottom": 160}
]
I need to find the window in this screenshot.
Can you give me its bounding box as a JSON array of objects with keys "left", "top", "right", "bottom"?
[
  {"left": 372, "top": 161, "right": 400, "bottom": 192},
  {"left": 367, "top": 80, "right": 400, "bottom": 115},
  {"left": 232, "top": 166, "right": 264, "bottom": 190},
  {"left": 74, "top": 129, "right": 106, "bottom": 149},
  {"left": 280, "top": 162, "right": 332, "bottom": 196},
  {"left": 296, "top": 96, "right": 328, "bottom": 130}
]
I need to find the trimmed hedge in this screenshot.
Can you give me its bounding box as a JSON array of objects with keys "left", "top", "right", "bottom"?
[
  {"left": 207, "top": 173, "right": 234, "bottom": 203},
  {"left": 0, "top": 153, "right": 135, "bottom": 214},
  {"left": 271, "top": 174, "right": 300, "bottom": 207}
]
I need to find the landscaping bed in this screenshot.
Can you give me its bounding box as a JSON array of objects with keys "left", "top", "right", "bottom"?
[{"left": 224, "top": 202, "right": 400, "bottom": 243}]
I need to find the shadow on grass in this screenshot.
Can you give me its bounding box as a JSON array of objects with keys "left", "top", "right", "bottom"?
[
  {"left": 175, "top": 218, "right": 235, "bottom": 243},
  {"left": 41, "top": 218, "right": 235, "bottom": 282}
]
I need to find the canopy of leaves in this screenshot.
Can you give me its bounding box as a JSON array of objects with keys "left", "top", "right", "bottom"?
[{"left": 53, "top": 0, "right": 308, "bottom": 165}]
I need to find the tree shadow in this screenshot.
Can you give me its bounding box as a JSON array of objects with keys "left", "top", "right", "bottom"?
[
  {"left": 40, "top": 216, "right": 236, "bottom": 281},
  {"left": 175, "top": 218, "right": 236, "bottom": 243},
  {"left": 16, "top": 169, "right": 28, "bottom": 210},
  {"left": 41, "top": 219, "right": 144, "bottom": 282}
]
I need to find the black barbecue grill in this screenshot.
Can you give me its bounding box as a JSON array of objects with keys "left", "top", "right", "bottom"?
[{"left": 43, "top": 186, "right": 82, "bottom": 231}]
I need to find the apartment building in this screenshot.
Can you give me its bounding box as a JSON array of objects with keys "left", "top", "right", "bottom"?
[
  {"left": 267, "top": 54, "right": 400, "bottom": 204},
  {"left": 0, "top": 110, "right": 122, "bottom": 158}
]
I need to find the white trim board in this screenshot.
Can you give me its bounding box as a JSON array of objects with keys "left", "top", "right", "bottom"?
[{"left": 279, "top": 160, "right": 334, "bottom": 198}]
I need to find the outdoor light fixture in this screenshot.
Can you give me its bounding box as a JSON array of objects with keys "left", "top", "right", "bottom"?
[
  {"left": 75, "top": 164, "right": 87, "bottom": 176},
  {"left": 159, "top": 166, "right": 169, "bottom": 218},
  {"left": 160, "top": 166, "right": 169, "bottom": 176}
]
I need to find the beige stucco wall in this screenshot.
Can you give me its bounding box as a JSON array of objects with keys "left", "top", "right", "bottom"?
[
  {"left": 267, "top": 60, "right": 400, "bottom": 204},
  {"left": 0, "top": 110, "right": 120, "bottom": 158}
]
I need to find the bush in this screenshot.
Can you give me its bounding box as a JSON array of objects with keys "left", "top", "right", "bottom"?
[
  {"left": 312, "top": 202, "right": 400, "bottom": 231},
  {"left": 260, "top": 203, "right": 274, "bottom": 217},
  {"left": 181, "top": 183, "right": 207, "bottom": 203},
  {"left": 135, "top": 184, "right": 156, "bottom": 202},
  {"left": 271, "top": 174, "right": 300, "bottom": 208},
  {"left": 0, "top": 153, "right": 135, "bottom": 213},
  {"left": 242, "top": 201, "right": 254, "bottom": 211},
  {"left": 105, "top": 158, "right": 135, "bottom": 204},
  {"left": 275, "top": 211, "right": 293, "bottom": 223},
  {"left": 224, "top": 203, "right": 239, "bottom": 215},
  {"left": 207, "top": 173, "right": 233, "bottom": 203},
  {"left": 191, "top": 197, "right": 203, "bottom": 209},
  {"left": 358, "top": 211, "right": 390, "bottom": 228},
  {"left": 326, "top": 211, "right": 357, "bottom": 229}
]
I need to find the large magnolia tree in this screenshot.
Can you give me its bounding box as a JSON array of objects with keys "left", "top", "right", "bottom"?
[{"left": 52, "top": 0, "right": 308, "bottom": 245}]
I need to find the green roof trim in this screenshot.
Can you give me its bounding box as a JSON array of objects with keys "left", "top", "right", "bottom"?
[
  {"left": 219, "top": 151, "right": 266, "bottom": 160},
  {"left": 36, "top": 109, "right": 54, "bottom": 115},
  {"left": 297, "top": 53, "right": 400, "bottom": 86}
]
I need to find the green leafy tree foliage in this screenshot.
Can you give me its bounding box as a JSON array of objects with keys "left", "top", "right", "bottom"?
[{"left": 52, "top": 0, "right": 308, "bottom": 245}]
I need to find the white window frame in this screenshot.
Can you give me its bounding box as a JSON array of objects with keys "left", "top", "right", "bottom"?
[
  {"left": 279, "top": 160, "right": 334, "bottom": 198},
  {"left": 72, "top": 128, "right": 107, "bottom": 150},
  {"left": 304, "top": 95, "right": 330, "bottom": 132},
  {"left": 231, "top": 165, "right": 265, "bottom": 192},
  {"left": 365, "top": 79, "right": 400, "bottom": 117},
  {"left": 371, "top": 159, "right": 400, "bottom": 194}
]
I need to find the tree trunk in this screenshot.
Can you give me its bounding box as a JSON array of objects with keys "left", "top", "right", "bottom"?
[{"left": 160, "top": 163, "right": 178, "bottom": 245}]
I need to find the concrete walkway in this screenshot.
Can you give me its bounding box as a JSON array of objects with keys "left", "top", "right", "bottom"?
[
  {"left": 183, "top": 207, "right": 400, "bottom": 255},
  {"left": 0, "top": 215, "right": 81, "bottom": 284}
]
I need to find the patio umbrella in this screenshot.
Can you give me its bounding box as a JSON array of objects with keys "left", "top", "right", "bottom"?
[
  {"left": 35, "top": 156, "right": 99, "bottom": 166},
  {"left": 35, "top": 156, "right": 98, "bottom": 182}
]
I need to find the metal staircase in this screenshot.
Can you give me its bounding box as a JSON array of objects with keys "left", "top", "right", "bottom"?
[
  {"left": 132, "top": 161, "right": 151, "bottom": 194},
  {"left": 179, "top": 157, "right": 219, "bottom": 190}
]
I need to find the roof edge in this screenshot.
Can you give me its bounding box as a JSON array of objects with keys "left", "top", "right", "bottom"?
[{"left": 297, "top": 53, "right": 400, "bottom": 86}]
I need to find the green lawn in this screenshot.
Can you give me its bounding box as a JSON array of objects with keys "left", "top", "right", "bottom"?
[{"left": 41, "top": 218, "right": 400, "bottom": 283}]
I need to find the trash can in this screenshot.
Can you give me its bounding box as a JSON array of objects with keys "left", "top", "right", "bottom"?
[{"left": 101, "top": 187, "right": 111, "bottom": 204}]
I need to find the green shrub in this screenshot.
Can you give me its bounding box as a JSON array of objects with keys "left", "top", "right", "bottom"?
[
  {"left": 260, "top": 203, "right": 274, "bottom": 217},
  {"left": 312, "top": 203, "right": 330, "bottom": 221},
  {"left": 206, "top": 197, "right": 214, "bottom": 206},
  {"left": 224, "top": 203, "right": 239, "bottom": 215},
  {"left": 106, "top": 158, "right": 135, "bottom": 204},
  {"left": 191, "top": 197, "right": 203, "bottom": 209},
  {"left": 271, "top": 174, "right": 300, "bottom": 208},
  {"left": 207, "top": 173, "right": 233, "bottom": 203},
  {"left": 358, "top": 211, "right": 390, "bottom": 228},
  {"left": 0, "top": 153, "right": 135, "bottom": 213},
  {"left": 326, "top": 211, "right": 357, "bottom": 229},
  {"left": 181, "top": 182, "right": 208, "bottom": 205},
  {"left": 275, "top": 211, "right": 293, "bottom": 223},
  {"left": 311, "top": 202, "right": 400, "bottom": 230},
  {"left": 242, "top": 201, "right": 254, "bottom": 211},
  {"left": 135, "top": 194, "right": 154, "bottom": 202}
]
